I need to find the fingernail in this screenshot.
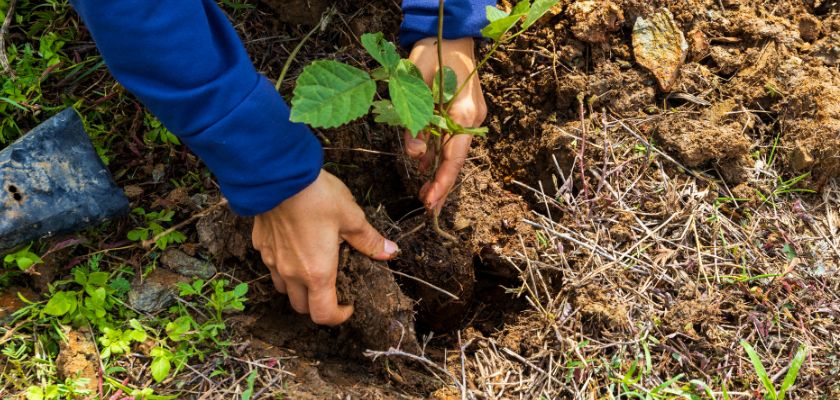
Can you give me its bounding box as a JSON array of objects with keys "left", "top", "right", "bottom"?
[{"left": 382, "top": 239, "right": 399, "bottom": 257}]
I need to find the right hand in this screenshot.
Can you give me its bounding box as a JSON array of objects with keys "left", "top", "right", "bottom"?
[{"left": 251, "top": 170, "right": 399, "bottom": 326}]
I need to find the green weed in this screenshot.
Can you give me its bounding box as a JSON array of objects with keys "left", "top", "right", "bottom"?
[{"left": 740, "top": 340, "right": 807, "bottom": 400}]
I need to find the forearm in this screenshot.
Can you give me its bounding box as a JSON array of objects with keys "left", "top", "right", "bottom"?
[
  {"left": 70, "top": 0, "right": 323, "bottom": 216},
  {"left": 400, "top": 0, "right": 497, "bottom": 47}
]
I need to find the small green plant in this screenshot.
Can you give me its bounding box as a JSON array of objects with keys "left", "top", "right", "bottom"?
[
  {"left": 127, "top": 208, "right": 186, "bottom": 250},
  {"left": 144, "top": 113, "right": 180, "bottom": 145},
  {"left": 3, "top": 243, "right": 43, "bottom": 270},
  {"left": 740, "top": 340, "right": 807, "bottom": 400},
  {"left": 289, "top": 0, "right": 557, "bottom": 239},
  {"left": 147, "top": 279, "right": 249, "bottom": 383}
]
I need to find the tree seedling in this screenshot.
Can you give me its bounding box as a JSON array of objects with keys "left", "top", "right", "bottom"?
[{"left": 289, "top": 0, "right": 558, "bottom": 240}]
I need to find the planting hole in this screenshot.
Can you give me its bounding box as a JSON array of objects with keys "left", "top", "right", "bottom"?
[
  {"left": 13, "top": 193, "right": 22, "bottom": 202},
  {"left": 8, "top": 185, "right": 17, "bottom": 193}
]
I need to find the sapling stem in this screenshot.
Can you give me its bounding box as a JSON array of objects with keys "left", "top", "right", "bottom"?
[{"left": 430, "top": 0, "right": 458, "bottom": 243}]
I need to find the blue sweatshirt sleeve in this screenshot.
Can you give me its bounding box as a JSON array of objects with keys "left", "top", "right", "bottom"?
[
  {"left": 69, "top": 0, "right": 323, "bottom": 216},
  {"left": 400, "top": 0, "right": 497, "bottom": 48}
]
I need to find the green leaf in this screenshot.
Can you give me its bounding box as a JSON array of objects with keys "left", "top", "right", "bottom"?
[
  {"left": 433, "top": 66, "right": 458, "bottom": 104},
  {"left": 151, "top": 356, "right": 171, "bottom": 383},
  {"left": 25, "top": 386, "right": 44, "bottom": 400},
  {"left": 741, "top": 340, "right": 777, "bottom": 400},
  {"left": 242, "top": 370, "right": 258, "bottom": 400},
  {"left": 88, "top": 271, "right": 110, "bottom": 286},
  {"left": 290, "top": 60, "right": 376, "bottom": 129},
  {"left": 360, "top": 32, "right": 399, "bottom": 72},
  {"left": 372, "top": 100, "right": 403, "bottom": 127},
  {"left": 43, "top": 291, "right": 77, "bottom": 317},
  {"left": 481, "top": 15, "right": 521, "bottom": 41},
  {"left": 233, "top": 283, "right": 248, "bottom": 298},
  {"left": 523, "top": 0, "right": 558, "bottom": 29},
  {"left": 486, "top": 5, "right": 510, "bottom": 22},
  {"left": 482, "top": 0, "right": 532, "bottom": 40},
  {"left": 389, "top": 65, "right": 434, "bottom": 136},
  {"left": 778, "top": 345, "right": 807, "bottom": 400},
  {"left": 127, "top": 229, "right": 148, "bottom": 242},
  {"left": 512, "top": 0, "right": 532, "bottom": 15}
]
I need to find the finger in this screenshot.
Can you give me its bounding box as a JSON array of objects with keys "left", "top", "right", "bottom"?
[
  {"left": 308, "top": 284, "right": 353, "bottom": 326},
  {"left": 404, "top": 130, "right": 428, "bottom": 159},
  {"left": 424, "top": 135, "right": 471, "bottom": 212},
  {"left": 418, "top": 140, "right": 436, "bottom": 173},
  {"left": 268, "top": 268, "right": 287, "bottom": 294},
  {"left": 340, "top": 207, "right": 399, "bottom": 261},
  {"left": 286, "top": 282, "right": 309, "bottom": 314}
]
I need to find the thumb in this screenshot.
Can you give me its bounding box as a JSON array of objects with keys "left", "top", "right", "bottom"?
[{"left": 340, "top": 209, "right": 399, "bottom": 261}]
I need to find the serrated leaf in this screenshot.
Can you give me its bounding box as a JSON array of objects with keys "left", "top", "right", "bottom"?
[
  {"left": 290, "top": 60, "right": 376, "bottom": 129},
  {"left": 360, "top": 32, "right": 400, "bottom": 72},
  {"left": 389, "top": 68, "right": 434, "bottom": 136},
  {"left": 523, "top": 0, "right": 557, "bottom": 29},
  {"left": 372, "top": 100, "right": 403, "bottom": 127},
  {"left": 433, "top": 66, "right": 458, "bottom": 104},
  {"left": 486, "top": 5, "right": 510, "bottom": 22}
]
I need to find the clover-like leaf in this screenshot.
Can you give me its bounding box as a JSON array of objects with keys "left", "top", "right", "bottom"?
[
  {"left": 360, "top": 32, "right": 400, "bottom": 73},
  {"left": 433, "top": 66, "right": 458, "bottom": 104},
  {"left": 389, "top": 66, "right": 434, "bottom": 136},
  {"left": 290, "top": 60, "right": 376, "bottom": 129},
  {"left": 523, "top": 0, "right": 558, "bottom": 29},
  {"left": 43, "top": 291, "right": 76, "bottom": 317}
]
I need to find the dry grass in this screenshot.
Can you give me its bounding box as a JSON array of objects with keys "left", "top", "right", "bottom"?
[{"left": 376, "top": 110, "right": 840, "bottom": 399}]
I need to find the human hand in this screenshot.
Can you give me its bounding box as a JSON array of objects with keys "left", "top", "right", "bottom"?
[
  {"left": 252, "top": 170, "right": 399, "bottom": 326},
  {"left": 406, "top": 37, "right": 488, "bottom": 214}
]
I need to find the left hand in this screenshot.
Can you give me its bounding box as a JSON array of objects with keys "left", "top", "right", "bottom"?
[{"left": 406, "top": 37, "right": 488, "bottom": 214}]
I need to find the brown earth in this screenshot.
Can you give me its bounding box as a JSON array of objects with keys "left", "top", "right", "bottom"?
[
  {"left": 56, "top": 329, "right": 99, "bottom": 393},
  {"left": 213, "top": 0, "right": 840, "bottom": 396}
]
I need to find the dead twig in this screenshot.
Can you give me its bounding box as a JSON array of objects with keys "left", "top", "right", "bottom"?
[{"left": 0, "top": 0, "right": 17, "bottom": 78}]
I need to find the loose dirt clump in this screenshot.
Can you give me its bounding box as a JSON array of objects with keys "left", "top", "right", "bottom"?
[
  {"left": 567, "top": 0, "right": 624, "bottom": 44},
  {"left": 654, "top": 114, "right": 753, "bottom": 184},
  {"left": 56, "top": 329, "right": 98, "bottom": 393}
]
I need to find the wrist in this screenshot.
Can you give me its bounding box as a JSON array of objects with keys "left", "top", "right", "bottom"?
[{"left": 412, "top": 37, "right": 476, "bottom": 61}]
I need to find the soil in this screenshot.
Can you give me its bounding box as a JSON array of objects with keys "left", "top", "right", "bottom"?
[
  {"left": 215, "top": 0, "right": 840, "bottom": 396},
  {"left": 56, "top": 329, "right": 99, "bottom": 393},
  {"left": 0, "top": 286, "right": 37, "bottom": 320}
]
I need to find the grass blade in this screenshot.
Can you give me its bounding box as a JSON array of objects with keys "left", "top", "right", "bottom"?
[{"left": 740, "top": 340, "right": 777, "bottom": 400}]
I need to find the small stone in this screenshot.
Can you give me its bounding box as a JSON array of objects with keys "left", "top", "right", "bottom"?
[
  {"left": 632, "top": 9, "right": 688, "bottom": 91},
  {"left": 128, "top": 268, "right": 190, "bottom": 313},
  {"left": 161, "top": 248, "right": 217, "bottom": 279}
]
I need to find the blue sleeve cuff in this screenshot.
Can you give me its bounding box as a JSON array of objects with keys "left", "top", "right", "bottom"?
[{"left": 399, "top": 0, "right": 496, "bottom": 48}]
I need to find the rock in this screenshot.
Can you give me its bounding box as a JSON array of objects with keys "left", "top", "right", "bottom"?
[
  {"left": 161, "top": 248, "right": 216, "bottom": 279},
  {"left": 56, "top": 329, "right": 98, "bottom": 392},
  {"left": 632, "top": 9, "right": 688, "bottom": 91},
  {"left": 567, "top": 0, "right": 624, "bottom": 44},
  {"left": 128, "top": 268, "right": 190, "bottom": 313}
]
